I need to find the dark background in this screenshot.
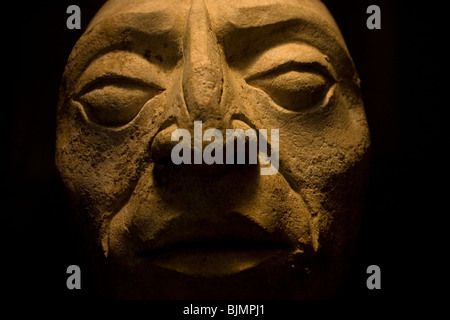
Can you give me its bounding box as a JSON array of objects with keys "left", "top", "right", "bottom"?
[{"left": 5, "top": 0, "right": 441, "bottom": 306}]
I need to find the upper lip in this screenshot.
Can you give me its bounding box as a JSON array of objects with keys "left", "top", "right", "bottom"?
[{"left": 135, "top": 212, "right": 294, "bottom": 257}]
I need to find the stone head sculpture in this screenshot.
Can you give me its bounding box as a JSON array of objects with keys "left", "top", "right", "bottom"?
[{"left": 56, "top": 0, "right": 370, "bottom": 299}]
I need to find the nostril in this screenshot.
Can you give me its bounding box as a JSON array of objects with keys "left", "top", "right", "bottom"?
[
  {"left": 150, "top": 123, "right": 180, "bottom": 164},
  {"left": 226, "top": 138, "right": 256, "bottom": 165},
  {"left": 188, "top": 161, "right": 229, "bottom": 176}
]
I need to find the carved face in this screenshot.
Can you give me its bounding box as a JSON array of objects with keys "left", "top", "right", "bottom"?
[{"left": 56, "top": 0, "right": 370, "bottom": 299}]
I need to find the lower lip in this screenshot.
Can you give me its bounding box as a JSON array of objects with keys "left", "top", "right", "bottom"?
[{"left": 138, "top": 243, "right": 291, "bottom": 277}]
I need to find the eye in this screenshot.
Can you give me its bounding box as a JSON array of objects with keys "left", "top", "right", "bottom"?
[
  {"left": 76, "top": 78, "right": 163, "bottom": 126},
  {"left": 246, "top": 66, "right": 334, "bottom": 112}
]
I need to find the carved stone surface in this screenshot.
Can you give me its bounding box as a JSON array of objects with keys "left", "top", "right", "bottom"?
[{"left": 56, "top": 0, "right": 370, "bottom": 299}]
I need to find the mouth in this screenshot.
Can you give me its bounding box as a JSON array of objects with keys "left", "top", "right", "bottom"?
[
  {"left": 137, "top": 238, "right": 291, "bottom": 276},
  {"left": 132, "top": 213, "right": 299, "bottom": 277}
]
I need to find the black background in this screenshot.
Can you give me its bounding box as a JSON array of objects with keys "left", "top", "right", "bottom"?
[{"left": 5, "top": 0, "right": 442, "bottom": 308}]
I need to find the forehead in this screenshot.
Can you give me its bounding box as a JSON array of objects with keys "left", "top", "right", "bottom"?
[
  {"left": 88, "top": 0, "right": 337, "bottom": 32},
  {"left": 91, "top": 0, "right": 325, "bottom": 15}
]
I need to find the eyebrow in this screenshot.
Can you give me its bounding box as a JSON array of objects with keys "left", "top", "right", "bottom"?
[
  {"left": 64, "top": 11, "right": 182, "bottom": 91},
  {"left": 217, "top": 5, "right": 356, "bottom": 80}
]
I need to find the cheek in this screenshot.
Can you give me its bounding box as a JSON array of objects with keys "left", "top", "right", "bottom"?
[
  {"left": 259, "top": 88, "right": 369, "bottom": 187},
  {"left": 55, "top": 96, "right": 166, "bottom": 217},
  {"left": 240, "top": 82, "right": 370, "bottom": 209}
]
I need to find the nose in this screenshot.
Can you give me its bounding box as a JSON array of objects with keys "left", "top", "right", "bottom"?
[
  {"left": 151, "top": 0, "right": 256, "bottom": 175},
  {"left": 182, "top": 0, "right": 224, "bottom": 129}
]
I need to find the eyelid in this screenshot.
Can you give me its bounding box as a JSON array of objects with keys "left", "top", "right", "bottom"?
[
  {"left": 245, "top": 60, "right": 334, "bottom": 83},
  {"left": 72, "top": 51, "right": 167, "bottom": 97},
  {"left": 75, "top": 74, "right": 164, "bottom": 99},
  {"left": 238, "top": 42, "right": 336, "bottom": 81},
  {"left": 76, "top": 76, "right": 163, "bottom": 127}
]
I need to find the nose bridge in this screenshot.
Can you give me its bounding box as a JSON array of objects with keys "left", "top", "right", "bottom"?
[{"left": 182, "top": 0, "right": 224, "bottom": 128}]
